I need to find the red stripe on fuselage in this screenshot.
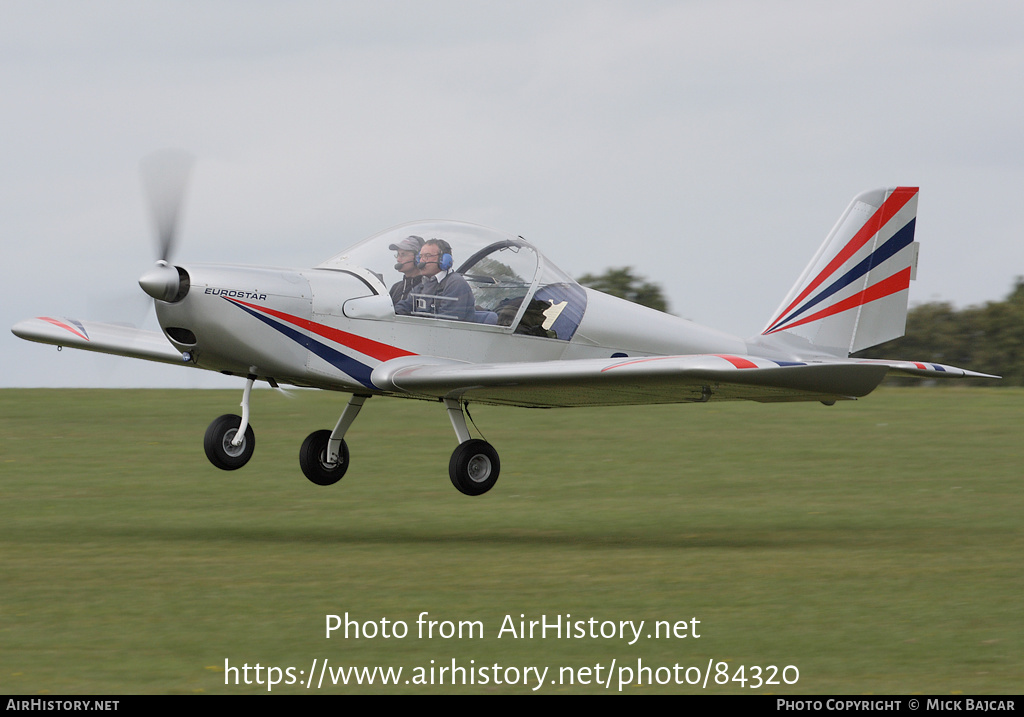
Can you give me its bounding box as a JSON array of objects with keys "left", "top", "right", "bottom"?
[{"left": 226, "top": 298, "right": 416, "bottom": 362}]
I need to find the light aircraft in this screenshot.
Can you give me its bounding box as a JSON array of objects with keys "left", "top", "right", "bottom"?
[{"left": 13, "top": 154, "right": 997, "bottom": 495}]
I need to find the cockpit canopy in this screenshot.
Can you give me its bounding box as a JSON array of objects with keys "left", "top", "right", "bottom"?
[{"left": 319, "top": 221, "right": 587, "bottom": 341}]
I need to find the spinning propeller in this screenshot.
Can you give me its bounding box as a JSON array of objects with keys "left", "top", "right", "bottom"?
[{"left": 138, "top": 149, "right": 194, "bottom": 302}]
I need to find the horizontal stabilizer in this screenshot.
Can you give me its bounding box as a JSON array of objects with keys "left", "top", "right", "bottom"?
[{"left": 856, "top": 358, "right": 999, "bottom": 380}]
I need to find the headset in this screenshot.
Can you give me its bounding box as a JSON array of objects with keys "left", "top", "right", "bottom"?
[
  {"left": 417, "top": 239, "right": 454, "bottom": 272},
  {"left": 393, "top": 235, "right": 425, "bottom": 271}
]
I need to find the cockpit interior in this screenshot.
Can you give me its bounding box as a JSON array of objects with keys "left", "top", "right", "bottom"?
[{"left": 318, "top": 221, "right": 588, "bottom": 341}]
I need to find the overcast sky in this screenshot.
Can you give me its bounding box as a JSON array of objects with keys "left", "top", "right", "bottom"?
[{"left": 4, "top": 1, "right": 1023, "bottom": 387}]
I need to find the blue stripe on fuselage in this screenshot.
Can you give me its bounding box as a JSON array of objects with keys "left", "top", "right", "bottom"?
[{"left": 226, "top": 299, "right": 375, "bottom": 387}]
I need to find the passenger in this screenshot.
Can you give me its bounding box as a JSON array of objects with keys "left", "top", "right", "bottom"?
[
  {"left": 388, "top": 235, "right": 425, "bottom": 305},
  {"left": 395, "top": 238, "right": 476, "bottom": 321}
]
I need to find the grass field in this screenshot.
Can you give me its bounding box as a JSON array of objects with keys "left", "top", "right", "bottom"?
[{"left": 1, "top": 387, "right": 1021, "bottom": 694}]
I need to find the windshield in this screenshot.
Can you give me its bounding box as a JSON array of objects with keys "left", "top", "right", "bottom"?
[{"left": 319, "top": 221, "right": 587, "bottom": 340}]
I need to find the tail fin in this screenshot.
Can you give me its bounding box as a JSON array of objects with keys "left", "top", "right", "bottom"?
[{"left": 761, "top": 186, "right": 919, "bottom": 357}]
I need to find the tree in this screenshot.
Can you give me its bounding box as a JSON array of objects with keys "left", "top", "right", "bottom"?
[{"left": 576, "top": 267, "right": 670, "bottom": 312}]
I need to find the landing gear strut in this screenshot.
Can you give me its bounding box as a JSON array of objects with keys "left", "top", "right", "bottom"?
[
  {"left": 445, "top": 399, "right": 500, "bottom": 496},
  {"left": 203, "top": 385, "right": 502, "bottom": 495}
]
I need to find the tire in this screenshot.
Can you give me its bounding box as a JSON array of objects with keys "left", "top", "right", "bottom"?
[
  {"left": 448, "top": 439, "right": 500, "bottom": 496},
  {"left": 299, "top": 429, "right": 349, "bottom": 486},
  {"left": 204, "top": 414, "right": 255, "bottom": 471}
]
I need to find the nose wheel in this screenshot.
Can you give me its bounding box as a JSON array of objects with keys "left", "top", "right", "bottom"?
[
  {"left": 299, "top": 430, "right": 349, "bottom": 486},
  {"left": 296, "top": 394, "right": 367, "bottom": 486}
]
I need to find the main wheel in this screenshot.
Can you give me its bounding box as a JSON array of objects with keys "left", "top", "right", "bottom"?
[
  {"left": 449, "top": 439, "right": 500, "bottom": 496},
  {"left": 299, "top": 429, "right": 349, "bottom": 486},
  {"left": 204, "top": 414, "right": 255, "bottom": 471}
]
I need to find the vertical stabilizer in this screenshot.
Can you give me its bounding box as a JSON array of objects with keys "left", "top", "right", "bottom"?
[{"left": 761, "top": 187, "right": 919, "bottom": 356}]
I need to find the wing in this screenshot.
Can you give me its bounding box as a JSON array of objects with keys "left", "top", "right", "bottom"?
[
  {"left": 371, "top": 354, "right": 997, "bottom": 408},
  {"left": 12, "top": 317, "right": 185, "bottom": 366},
  {"left": 372, "top": 354, "right": 885, "bottom": 407}
]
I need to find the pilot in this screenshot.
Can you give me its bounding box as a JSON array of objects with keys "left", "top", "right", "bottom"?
[
  {"left": 388, "top": 235, "right": 425, "bottom": 305},
  {"left": 394, "top": 238, "right": 476, "bottom": 321}
]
